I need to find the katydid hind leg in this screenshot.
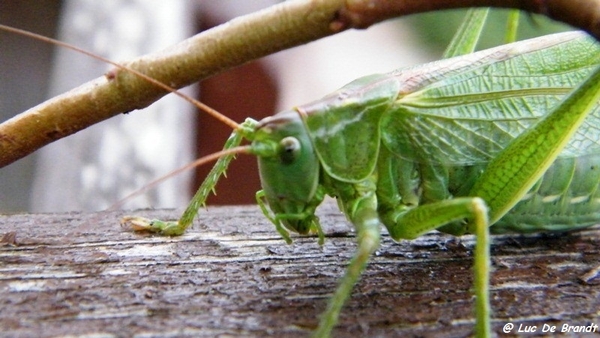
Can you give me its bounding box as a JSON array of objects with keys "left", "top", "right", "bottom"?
[
  {"left": 470, "top": 64, "right": 600, "bottom": 225},
  {"left": 443, "top": 7, "right": 489, "bottom": 58},
  {"left": 381, "top": 197, "right": 491, "bottom": 337}
]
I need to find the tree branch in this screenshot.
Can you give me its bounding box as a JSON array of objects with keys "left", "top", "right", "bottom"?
[
  {"left": 338, "top": 0, "right": 600, "bottom": 35},
  {"left": 1, "top": 0, "right": 599, "bottom": 168}
]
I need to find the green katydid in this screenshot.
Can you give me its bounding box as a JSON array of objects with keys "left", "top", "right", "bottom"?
[
  {"left": 120, "top": 21, "right": 600, "bottom": 338},
  {"left": 3, "top": 9, "right": 600, "bottom": 338}
]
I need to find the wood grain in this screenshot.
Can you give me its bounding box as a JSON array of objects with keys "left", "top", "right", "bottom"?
[{"left": 1, "top": 201, "right": 599, "bottom": 337}]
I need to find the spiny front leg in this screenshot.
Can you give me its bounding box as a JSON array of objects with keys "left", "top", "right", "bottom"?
[{"left": 121, "top": 130, "right": 246, "bottom": 236}]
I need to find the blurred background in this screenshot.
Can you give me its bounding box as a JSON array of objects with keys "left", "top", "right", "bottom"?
[{"left": 0, "top": 0, "right": 571, "bottom": 213}]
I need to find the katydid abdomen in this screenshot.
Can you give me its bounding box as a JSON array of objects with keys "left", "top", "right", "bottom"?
[
  {"left": 380, "top": 155, "right": 600, "bottom": 235},
  {"left": 493, "top": 155, "right": 600, "bottom": 233}
]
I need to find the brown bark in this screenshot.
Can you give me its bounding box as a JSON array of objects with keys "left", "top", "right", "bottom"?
[{"left": 1, "top": 202, "right": 599, "bottom": 337}]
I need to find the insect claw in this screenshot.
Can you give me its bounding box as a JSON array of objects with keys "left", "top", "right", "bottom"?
[
  {"left": 312, "top": 216, "right": 325, "bottom": 246},
  {"left": 120, "top": 216, "right": 153, "bottom": 231},
  {"left": 120, "top": 216, "right": 184, "bottom": 236}
]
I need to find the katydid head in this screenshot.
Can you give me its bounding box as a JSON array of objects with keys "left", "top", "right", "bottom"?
[{"left": 251, "top": 110, "right": 320, "bottom": 235}]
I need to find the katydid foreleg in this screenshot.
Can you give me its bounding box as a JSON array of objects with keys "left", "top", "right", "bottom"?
[{"left": 122, "top": 125, "right": 251, "bottom": 236}]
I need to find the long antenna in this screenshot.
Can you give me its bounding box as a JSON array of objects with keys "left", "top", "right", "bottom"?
[
  {"left": 0, "top": 24, "right": 240, "bottom": 130},
  {"left": 1, "top": 22, "right": 252, "bottom": 209}
]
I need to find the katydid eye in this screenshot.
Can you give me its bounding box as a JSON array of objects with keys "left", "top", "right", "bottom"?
[{"left": 279, "top": 137, "right": 301, "bottom": 164}]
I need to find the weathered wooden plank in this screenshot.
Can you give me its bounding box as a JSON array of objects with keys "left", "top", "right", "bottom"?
[{"left": 1, "top": 201, "right": 599, "bottom": 337}]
